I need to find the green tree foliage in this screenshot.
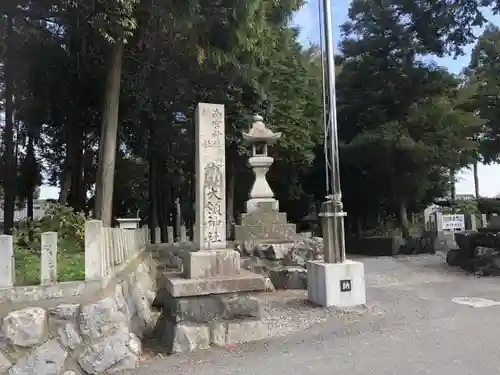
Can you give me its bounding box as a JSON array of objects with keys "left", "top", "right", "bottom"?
[
  {"left": 305, "top": 0, "right": 484, "bottom": 237},
  {"left": 468, "top": 24, "right": 500, "bottom": 163},
  {"left": 2, "top": 0, "right": 500, "bottom": 243}
]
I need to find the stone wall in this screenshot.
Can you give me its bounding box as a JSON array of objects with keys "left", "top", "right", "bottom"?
[{"left": 0, "top": 253, "right": 157, "bottom": 375}]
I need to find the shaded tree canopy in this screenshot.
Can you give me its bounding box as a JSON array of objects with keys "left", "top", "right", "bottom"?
[{"left": 1, "top": 0, "right": 500, "bottom": 237}]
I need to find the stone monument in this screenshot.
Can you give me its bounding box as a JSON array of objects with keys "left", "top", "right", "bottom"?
[
  {"left": 155, "top": 103, "right": 268, "bottom": 353},
  {"left": 234, "top": 115, "right": 296, "bottom": 246},
  {"left": 163, "top": 103, "right": 266, "bottom": 296}
]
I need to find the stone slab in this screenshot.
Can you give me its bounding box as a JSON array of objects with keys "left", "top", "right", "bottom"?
[
  {"left": 194, "top": 103, "right": 227, "bottom": 250},
  {"left": 154, "top": 291, "right": 263, "bottom": 323},
  {"left": 210, "top": 320, "right": 269, "bottom": 346},
  {"left": 183, "top": 250, "right": 240, "bottom": 279},
  {"left": 307, "top": 260, "right": 366, "bottom": 308},
  {"left": 164, "top": 270, "right": 266, "bottom": 297}
]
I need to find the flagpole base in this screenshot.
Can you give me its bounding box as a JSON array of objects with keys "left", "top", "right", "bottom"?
[{"left": 307, "top": 260, "right": 366, "bottom": 307}]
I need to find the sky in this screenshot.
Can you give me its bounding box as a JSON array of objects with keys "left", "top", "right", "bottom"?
[{"left": 39, "top": 1, "right": 500, "bottom": 199}]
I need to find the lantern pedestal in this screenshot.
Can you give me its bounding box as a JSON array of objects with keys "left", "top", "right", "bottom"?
[{"left": 246, "top": 156, "right": 279, "bottom": 213}]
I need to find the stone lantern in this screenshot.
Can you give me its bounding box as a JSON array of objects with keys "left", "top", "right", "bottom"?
[{"left": 242, "top": 114, "right": 282, "bottom": 213}]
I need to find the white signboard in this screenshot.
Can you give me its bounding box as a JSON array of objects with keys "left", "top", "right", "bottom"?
[{"left": 442, "top": 214, "right": 465, "bottom": 231}]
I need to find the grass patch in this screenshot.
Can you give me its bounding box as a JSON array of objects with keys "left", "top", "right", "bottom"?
[{"left": 14, "top": 247, "right": 85, "bottom": 286}]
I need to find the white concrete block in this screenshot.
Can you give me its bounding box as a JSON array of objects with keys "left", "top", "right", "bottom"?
[{"left": 307, "top": 260, "right": 366, "bottom": 307}]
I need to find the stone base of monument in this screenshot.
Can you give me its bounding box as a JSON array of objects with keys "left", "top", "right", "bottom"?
[
  {"left": 153, "top": 290, "right": 269, "bottom": 353},
  {"left": 307, "top": 260, "right": 366, "bottom": 307},
  {"left": 155, "top": 248, "right": 267, "bottom": 353}
]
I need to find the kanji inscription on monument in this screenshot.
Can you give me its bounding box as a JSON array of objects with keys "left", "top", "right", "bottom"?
[{"left": 194, "top": 103, "right": 226, "bottom": 249}]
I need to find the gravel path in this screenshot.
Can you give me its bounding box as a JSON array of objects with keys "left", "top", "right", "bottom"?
[{"left": 257, "top": 290, "right": 370, "bottom": 338}]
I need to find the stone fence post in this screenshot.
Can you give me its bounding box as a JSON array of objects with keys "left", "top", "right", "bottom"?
[
  {"left": 85, "top": 220, "right": 104, "bottom": 281},
  {"left": 155, "top": 227, "right": 161, "bottom": 244},
  {"left": 0, "top": 235, "right": 14, "bottom": 288},
  {"left": 41, "top": 232, "right": 58, "bottom": 285}
]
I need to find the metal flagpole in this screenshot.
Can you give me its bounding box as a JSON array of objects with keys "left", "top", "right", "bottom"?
[{"left": 319, "top": 0, "right": 347, "bottom": 264}]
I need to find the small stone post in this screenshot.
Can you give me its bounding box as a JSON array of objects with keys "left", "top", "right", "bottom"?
[
  {"left": 155, "top": 227, "right": 161, "bottom": 244},
  {"left": 180, "top": 225, "right": 187, "bottom": 242},
  {"left": 167, "top": 226, "right": 174, "bottom": 244},
  {"left": 482, "top": 214, "right": 488, "bottom": 228},
  {"left": 0, "top": 235, "right": 14, "bottom": 288},
  {"left": 85, "top": 220, "right": 104, "bottom": 281},
  {"left": 175, "top": 198, "right": 182, "bottom": 241},
  {"left": 41, "top": 232, "right": 58, "bottom": 285}
]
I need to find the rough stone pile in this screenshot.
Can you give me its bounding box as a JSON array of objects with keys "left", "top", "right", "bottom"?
[
  {"left": 446, "top": 247, "right": 500, "bottom": 276},
  {"left": 237, "top": 236, "right": 324, "bottom": 290},
  {"left": 0, "top": 261, "right": 157, "bottom": 375}
]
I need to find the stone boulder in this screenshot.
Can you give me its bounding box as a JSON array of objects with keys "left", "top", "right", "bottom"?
[
  {"left": 284, "top": 237, "right": 324, "bottom": 268},
  {"left": 56, "top": 323, "right": 82, "bottom": 351},
  {"left": 47, "top": 304, "right": 79, "bottom": 321},
  {"left": 236, "top": 241, "right": 294, "bottom": 260},
  {"left": 0, "top": 351, "right": 11, "bottom": 373},
  {"left": 76, "top": 329, "right": 137, "bottom": 374},
  {"left": 446, "top": 249, "right": 462, "bottom": 267},
  {"left": 1, "top": 307, "right": 46, "bottom": 348},
  {"left": 261, "top": 241, "right": 295, "bottom": 260},
  {"left": 79, "top": 297, "right": 127, "bottom": 341},
  {"left": 476, "top": 256, "right": 500, "bottom": 276},
  {"left": 269, "top": 266, "right": 307, "bottom": 290},
  {"left": 8, "top": 339, "right": 67, "bottom": 375}
]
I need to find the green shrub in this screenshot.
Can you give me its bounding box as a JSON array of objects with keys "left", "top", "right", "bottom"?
[{"left": 13, "top": 203, "right": 87, "bottom": 285}]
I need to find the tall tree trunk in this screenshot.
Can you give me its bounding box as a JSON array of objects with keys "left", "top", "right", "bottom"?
[
  {"left": 82, "top": 148, "right": 93, "bottom": 214},
  {"left": 147, "top": 35, "right": 161, "bottom": 242},
  {"left": 148, "top": 136, "right": 158, "bottom": 243},
  {"left": 14, "top": 120, "right": 21, "bottom": 167},
  {"left": 68, "top": 135, "right": 84, "bottom": 211},
  {"left": 3, "top": 15, "right": 15, "bottom": 235},
  {"left": 60, "top": 125, "right": 85, "bottom": 210},
  {"left": 25, "top": 137, "right": 36, "bottom": 220},
  {"left": 449, "top": 168, "right": 456, "bottom": 212},
  {"left": 157, "top": 165, "right": 167, "bottom": 242},
  {"left": 94, "top": 41, "right": 124, "bottom": 226},
  {"left": 398, "top": 200, "right": 410, "bottom": 239},
  {"left": 58, "top": 169, "right": 71, "bottom": 205},
  {"left": 226, "top": 161, "right": 236, "bottom": 240},
  {"left": 473, "top": 161, "right": 479, "bottom": 198}
]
